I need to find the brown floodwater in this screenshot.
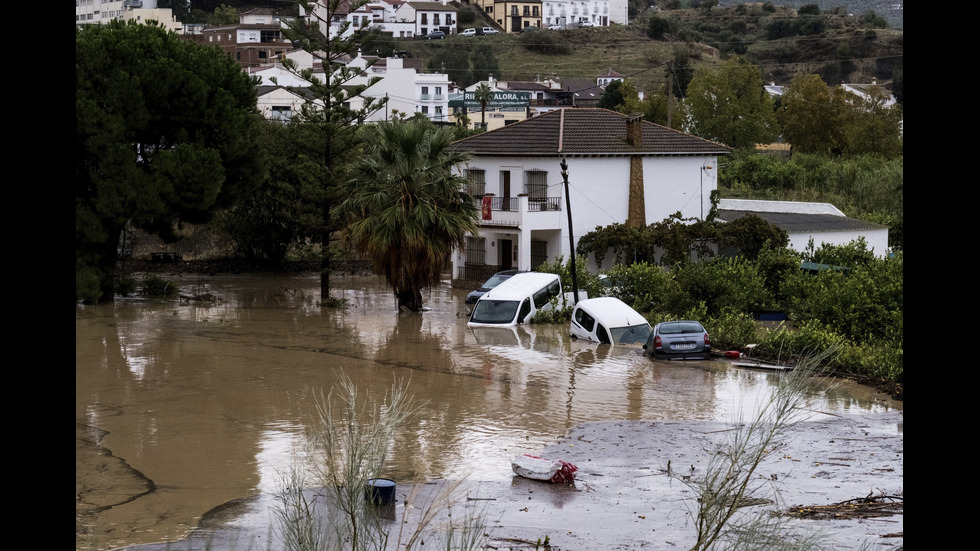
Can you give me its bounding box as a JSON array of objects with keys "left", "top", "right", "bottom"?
[{"left": 75, "top": 274, "right": 901, "bottom": 551}]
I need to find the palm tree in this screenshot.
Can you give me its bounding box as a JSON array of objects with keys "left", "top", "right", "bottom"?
[
  {"left": 474, "top": 83, "right": 494, "bottom": 129},
  {"left": 335, "top": 120, "right": 481, "bottom": 312}
]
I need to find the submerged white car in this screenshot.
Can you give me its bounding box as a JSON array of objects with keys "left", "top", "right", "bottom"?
[
  {"left": 569, "top": 297, "right": 651, "bottom": 345},
  {"left": 468, "top": 272, "right": 563, "bottom": 327}
]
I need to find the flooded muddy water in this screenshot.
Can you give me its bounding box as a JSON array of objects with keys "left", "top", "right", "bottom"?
[{"left": 76, "top": 274, "right": 902, "bottom": 550}]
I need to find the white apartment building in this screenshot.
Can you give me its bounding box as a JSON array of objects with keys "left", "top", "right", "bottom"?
[
  {"left": 76, "top": 0, "right": 182, "bottom": 33},
  {"left": 541, "top": 0, "right": 610, "bottom": 28},
  {"left": 76, "top": 0, "right": 130, "bottom": 24},
  {"left": 346, "top": 54, "right": 451, "bottom": 122}
]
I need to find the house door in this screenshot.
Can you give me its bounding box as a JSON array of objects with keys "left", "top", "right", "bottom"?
[
  {"left": 501, "top": 171, "right": 511, "bottom": 210},
  {"left": 500, "top": 239, "right": 513, "bottom": 270}
]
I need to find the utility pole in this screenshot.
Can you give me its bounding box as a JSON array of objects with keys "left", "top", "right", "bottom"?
[
  {"left": 666, "top": 61, "right": 674, "bottom": 129},
  {"left": 560, "top": 157, "right": 579, "bottom": 304}
]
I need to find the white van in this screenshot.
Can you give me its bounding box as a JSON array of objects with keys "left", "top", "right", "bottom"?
[
  {"left": 467, "top": 272, "right": 563, "bottom": 327},
  {"left": 569, "top": 297, "right": 651, "bottom": 345}
]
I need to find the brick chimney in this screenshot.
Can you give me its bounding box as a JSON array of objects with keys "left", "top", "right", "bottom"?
[{"left": 626, "top": 113, "right": 643, "bottom": 147}]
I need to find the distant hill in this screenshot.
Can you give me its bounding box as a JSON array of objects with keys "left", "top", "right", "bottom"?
[
  {"left": 718, "top": 1, "right": 903, "bottom": 29},
  {"left": 398, "top": 3, "right": 902, "bottom": 93},
  {"left": 195, "top": 1, "right": 902, "bottom": 92}
]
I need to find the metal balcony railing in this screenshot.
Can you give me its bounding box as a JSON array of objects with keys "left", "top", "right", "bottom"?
[{"left": 477, "top": 196, "right": 562, "bottom": 212}]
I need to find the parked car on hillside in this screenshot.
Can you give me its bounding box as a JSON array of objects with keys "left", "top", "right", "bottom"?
[
  {"left": 482, "top": 27, "right": 499, "bottom": 35},
  {"left": 425, "top": 31, "right": 446, "bottom": 40},
  {"left": 643, "top": 320, "right": 711, "bottom": 360},
  {"left": 460, "top": 28, "right": 477, "bottom": 36},
  {"left": 579, "top": 21, "right": 595, "bottom": 28},
  {"left": 547, "top": 24, "right": 562, "bottom": 30}
]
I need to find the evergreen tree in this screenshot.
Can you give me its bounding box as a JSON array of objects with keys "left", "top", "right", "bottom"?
[
  {"left": 75, "top": 21, "right": 263, "bottom": 302},
  {"left": 280, "top": 0, "right": 388, "bottom": 299}
]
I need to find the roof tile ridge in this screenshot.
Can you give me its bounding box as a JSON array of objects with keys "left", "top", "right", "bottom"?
[{"left": 640, "top": 118, "right": 732, "bottom": 149}]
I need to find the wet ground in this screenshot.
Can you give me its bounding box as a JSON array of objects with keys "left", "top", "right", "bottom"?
[
  {"left": 76, "top": 274, "right": 902, "bottom": 550},
  {"left": 117, "top": 412, "right": 903, "bottom": 551}
]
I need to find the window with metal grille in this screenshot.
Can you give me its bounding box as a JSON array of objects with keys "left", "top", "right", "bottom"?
[
  {"left": 466, "top": 236, "right": 486, "bottom": 266},
  {"left": 531, "top": 240, "right": 548, "bottom": 269},
  {"left": 466, "top": 169, "right": 486, "bottom": 197},
  {"left": 525, "top": 170, "right": 548, "bottom": 200}
]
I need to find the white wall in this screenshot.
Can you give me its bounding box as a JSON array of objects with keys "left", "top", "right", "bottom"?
[
  {"left": 455, "top": 153, "right": 718, "bottom": 270},
  {"left": 787, "top": 229, "right": 890, "bottom": 258}
]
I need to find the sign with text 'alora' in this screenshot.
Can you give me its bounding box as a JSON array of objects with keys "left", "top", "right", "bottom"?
[{"left": 463, "top": 91, "right": 530, "bottom": 109}]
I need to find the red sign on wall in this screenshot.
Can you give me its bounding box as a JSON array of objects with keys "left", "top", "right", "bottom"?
[{"left": 481, "top": 196, "right": 492, "bottom": 220}]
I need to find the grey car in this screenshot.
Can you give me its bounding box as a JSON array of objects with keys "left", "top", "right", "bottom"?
[
  {"left": 465, "top": 269, "right": 519, "bottom": 304},
  {"left": 643, "top": 320, "right": 711, "bottom": 360}
]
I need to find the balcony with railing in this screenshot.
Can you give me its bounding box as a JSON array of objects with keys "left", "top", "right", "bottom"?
[{"left": 475, "top": 194, "right": 563, "bottom": 230}]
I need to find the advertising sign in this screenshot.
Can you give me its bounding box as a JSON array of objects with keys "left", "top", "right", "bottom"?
[{"left": 463, "top": 91, "right": 530, "bottom": 109}]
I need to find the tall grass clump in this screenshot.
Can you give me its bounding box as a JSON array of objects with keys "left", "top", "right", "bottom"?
[{"left": 273, "top": 374, "right": 492, "bottom": 551}]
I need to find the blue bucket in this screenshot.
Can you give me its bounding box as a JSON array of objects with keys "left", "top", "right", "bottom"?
[{"left": 365, "top": 478, "right": 396, "bottom": 506}]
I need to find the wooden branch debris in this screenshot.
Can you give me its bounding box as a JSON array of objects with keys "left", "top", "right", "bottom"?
[{"left": 787, "top": 491, "right": 903, "bottom": 520}]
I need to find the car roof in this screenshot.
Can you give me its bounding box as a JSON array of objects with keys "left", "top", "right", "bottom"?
[
  {"left": 478, "top": 272, "right": 559, "bottom": 301},
  {"left": 574, "top": 297, "right": 649, "bottom": 328}
]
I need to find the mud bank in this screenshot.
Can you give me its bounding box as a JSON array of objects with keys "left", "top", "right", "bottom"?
[{"left": 118, "top": 411, "right": 903, "bottom": 551}]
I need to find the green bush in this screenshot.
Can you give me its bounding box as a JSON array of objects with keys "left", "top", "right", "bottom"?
[
  {"left": 603, "top": 262, "right": 681, "bottom": 313},
  {"left": 536, "top": 255, "right": 604, "bottom": 301},
  {"left": 116, "top": 276, "right": 138, "bottom": 296},
  {"left": 668, "top": 257, "right": 770, "bottom": 317},
  {"left": 704, "top": 310, "right": 760, "bottom": 350},
  {"left": 757, "top": 320, "right": 847, "bottom": 360},
  {"left": 141, "top": 275, "right": 178, "bottom": 297},
  {"left": 519, "top": 29, "right": 571, "bottom": 55},
  {"left": 458, "top": 8, "right": 475, "bottom": 24},
  {"left": 647, "top": 15, "right": 675, "bottom": 39},
  {"left": 784, "top": 249, "right": 902, "bottom": 343}
]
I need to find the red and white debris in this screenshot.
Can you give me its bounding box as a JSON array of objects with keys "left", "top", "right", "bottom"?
[{"left": 511, "top": 453, "right": 578, "bottom": 483}]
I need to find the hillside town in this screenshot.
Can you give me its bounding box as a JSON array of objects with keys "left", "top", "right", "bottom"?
[{"left": 77, "top": 3, "right": 903, "bottom": 550}]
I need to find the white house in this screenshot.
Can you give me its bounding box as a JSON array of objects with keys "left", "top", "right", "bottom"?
[
  {"left": 715, "top": 199, "right": 890, "bottom": 257},
  {"left": 448, "top": 108, "right": 730, "bottom": 281},
  {"left": 541, "top": 0, "right": 611, "bottom": 28},
  {"left": 256, "top": 86, "right": 315, "bottom": 122},
  {"left": 302, "top": 0, "right": 455, "bottom": 39},
  {"left": 344, "top": 53, "right": 452, "bottom": 122},
  {"left": 608, "top": 0, "right": 628, "bottom": 25},
  {"left": 596, "top": 69, "right": 625, "bottom": 87}
]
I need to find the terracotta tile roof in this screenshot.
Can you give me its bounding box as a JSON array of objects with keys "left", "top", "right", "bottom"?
[
  {"left": 597, "top": 69, "right": 625, "bottom": 79},
  {"left": 451, "top": 108, "right": 731, "bottom": 157}
]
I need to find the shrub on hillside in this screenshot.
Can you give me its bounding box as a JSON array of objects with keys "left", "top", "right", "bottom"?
[
  {"left": 647, "top": 15, "right": 675, "bottom": 39},
  {"left": 520, "top": 29, "right": 571, "bottom": 55}
]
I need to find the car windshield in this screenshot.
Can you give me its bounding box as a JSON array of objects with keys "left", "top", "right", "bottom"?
[
  {"left": 659, "top": 322, "right": 704, "bottom": 335},
  {"left": 469, "top": 300, "right": 519, "bottom": 324},
  {"left": 610, "top": 324, "right": 652, "bottom": 344},
  {"left": 480, "top": 275, "right": 511, "bottom": 290}
]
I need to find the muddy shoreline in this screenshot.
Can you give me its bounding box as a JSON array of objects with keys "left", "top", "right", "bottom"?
[{"left": 111, "top": 412, "right": 903, "bottom": 550}]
